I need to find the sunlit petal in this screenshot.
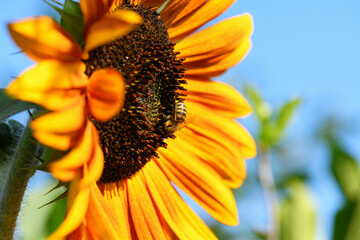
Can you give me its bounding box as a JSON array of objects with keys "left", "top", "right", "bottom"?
[
  {"left": 6, "top": 60, "right": 87, "bottom": 111},
  {"left": 185, "top": 79, "right": 252, "bottom": 118},
  {"left": 127, "top": 172, "right": 168, "bottom": 240},
  {"left": 176, "top": 14, "right": 253, "bottom": 62},
  {"left": 48, "top": 176, "right": 90, "bottom": 240},
  {"left": 161, "top": 0, "right": 206, "bottom": 27},
  {"left": 136, "top": 0, "right": 167, "bottom": 8},
  {"left": 142, "top": 162, "right": 218, "bottom": 240},
  {"left": 47, "top": 120, "right": 92, "bottom": 171},
  {"left": 81, "top": 0, "right": 115, "bottom": 29},
  {"left": 31, "top": 100, "right": 86, "bottom": 151},
  {"left": 100, "top": 182, "right": 132, "bottom": 239},
  {"left": 155, "top": 150, "right": 239, "bottom": 225},
  {"left": 8, "top": 16, "right": 82, "bottom": 61},
  {"left": 85, "top": 182, "right": 123, "bottom": 240},
  {"left": 167, "top": 0, "right": 236, "bottom": 41},
  {"left": 184, "top": 39, "right": 252, "bottom": 77},
  {"left": 84, "top": 10, "right": 142, "bottom": 53}
]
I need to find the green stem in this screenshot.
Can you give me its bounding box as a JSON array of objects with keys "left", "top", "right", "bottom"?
[{"left": 0, "top": 122, "right": 42, "bottom": 239}]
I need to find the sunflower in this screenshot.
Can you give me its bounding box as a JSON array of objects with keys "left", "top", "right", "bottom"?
[{"left": 7, "top": 0, "right": 256, "bottom": 239}]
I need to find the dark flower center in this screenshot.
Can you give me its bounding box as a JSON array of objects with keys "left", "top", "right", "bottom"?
[{"left": 84, "top": 4, "right": 185, "bottom": 183}]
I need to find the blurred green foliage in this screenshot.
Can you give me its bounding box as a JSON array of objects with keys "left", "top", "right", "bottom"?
[
  {"left": 244, "top": 85, "right": 302, "bottom": 151},
  {"left": 329, "top": 142, "right": 360, "bottom": 240},
  {"left": 245, "top": 86, "right": 318, "bottom": 240},
  {"left": 280, "top": 179, "right": 316, "bottom": 240}
]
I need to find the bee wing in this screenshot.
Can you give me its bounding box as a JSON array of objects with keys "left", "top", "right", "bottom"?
[{"left": 177, "top": 112, "right": 196, "bottom": 131}]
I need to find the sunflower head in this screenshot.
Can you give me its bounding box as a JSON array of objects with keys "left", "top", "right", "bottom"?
[{"left": 85, "top": 3, "right": 186, "bottom": 182}]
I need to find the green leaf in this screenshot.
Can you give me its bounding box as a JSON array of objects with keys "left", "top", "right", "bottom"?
[
  {"left": 244, "top": 85, "right": 273, "bottom": 121},
  {"left": 280, "top": 180, "right": 316, "bottom": 240},
  {"left": 333, "top": 194, "right": 360, "bottom": 240},
  {"left": 331, "top": 147, "right": 360, "bottom": 200},
  {"left": 45, "top": 0, "right": 84, "bottom": 44},
  {"left": 0, "top": 89, "right": 39, "bottom": 120},
  {"left": 274, "top": 97, "right": 302, "bottom": 136}
]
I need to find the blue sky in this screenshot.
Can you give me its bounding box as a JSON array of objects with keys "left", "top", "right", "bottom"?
[
  {"left": 1, "top": 1, "right": 360, "bottom": 239},
  {"left": 219, "top": 1, "right": 360, "bottom": 239}
]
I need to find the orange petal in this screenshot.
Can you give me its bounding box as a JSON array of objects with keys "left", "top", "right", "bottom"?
[
  {"left": 49, "top": 168, "right": 78, "bottom": 183},
  {"left": 85, "top": 182, "right": 124, "bottom": 240},
  {"left": 49, "top": 122, "right": 104, "bottom": 185},
  {"left": 142, "top": 161, "right": 217, "bottom": 240},
  {"left": 172, "top": 102, "right": 256, "bottom": 188},
  {"left": 161, "top": 0, "right": 207, "bottom": 27},
  {"left": 188, "top": 101, "right": 256, "bottom": 159},
  {"left": 79, "top": 139, "right": 104, "bottom": 188},
  {"left": 47, "top": 120, "right": 91, "bottom": 170},
  {"left": 136, "top": 0, "right": 167, "bottom": 8},
  {"left": 154, "top": 149, "right": 239, "bottom": 225},
  {"left": 6, "top": 60, "right": 87, "bottom": 111},
  {"left": 184, "top": 38, "right": 252, "bottom": 77},
  {"left": 8, "top": 16, "right": 82, "bottom": 62},
  {"left": 185, "top": 79, "right": 252, "bottom": 118},
  {"left": 84, "top": 10, "right": 142, "bottom": 53},
  {"left": 48, "top": 176, "right": 90, "bottom": 240},
  {"left": 127, "top": 172, "right": 168, "bottom": 240},
  {"left": 167, "top": 0, "right": 236, "bottom": 42},
  {"left": 31, "top": 101, "right": 86, "bottom": 151},
  {"left": 68, "top": 225, "right": 93, "bottom": 240},
  {"left": 87, "top": 69, "right": 125, "bottom": 121},
  {"left": 100, "top": 182, "right": 132, "bottom": 239},
  {"left": 81, "top": 0, "right": 115, "bottom": 29},
  {"left": 175, "top": 14, "right": 253, "bottom": 62}
]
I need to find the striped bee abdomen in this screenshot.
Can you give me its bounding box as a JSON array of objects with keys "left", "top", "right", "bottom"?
[{"left": 175, "top": 100, "right": 186, "bottom": 123}]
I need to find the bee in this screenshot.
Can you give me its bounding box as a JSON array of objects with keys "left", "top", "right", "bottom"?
[{"left": 164, "top": 100, "right": 194, "bottom": 136}]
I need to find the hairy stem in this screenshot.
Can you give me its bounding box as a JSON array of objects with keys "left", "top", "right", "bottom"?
[{"left": 0, "top": 122, "right": 42, "bottom": 239}]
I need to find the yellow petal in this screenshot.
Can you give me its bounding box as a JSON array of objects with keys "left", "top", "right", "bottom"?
[
  {"left": 68, "top": 225, "right": 93, "bottom": 239},
  {"left": 32, "top": 101, "right": 86, "bottom": 133},
  {"left": 161, "top": 0, "right": 207, "bottom": 27},
  {"left": 8, "top": 16, "right": 82, "bottom": 61},
  {"left": 100, "top": 182, "right": 132, "bottom": 239},
  {"left": 185, "top": 79, "right": 252, "bottom": 118},
  {"left": 6, "top": 60, "right": 87, "bottom": 111},
  {"left": 47, "top": 120, "right": 91, "bottom": 171},
  {"left": 184, "top": 39, "right": 252, "bottom": 77},
  {"left": 187, "top": 101, "right": 256, "bottom": 159},
  {"left": 31, "top": 100, "right": 86, "bottom": 151},
  {"left": 170, "top": 101, "right": 256, "bottom": 188},
  {"left": 142, "top": 162, "right": 217, "bottom": 240},
  {"left": 84, "top": 10, "right": 142, "bottom": 53},
  {"left": 48, "top": 122, "right": 104, "bottom": 185},
  {"left": 48, "top": 176, "right": 90, "bottom": 240},
  {"left": 176, "top": 14, "right": 253, "bottom": 62},
  {"left": 50, "top": 168, "right": 78, "bottom": 183},
  {"left": 85, "top": 182, "right": 123, "bottom": 240},
  {"left": 167, "top": 0, "right": 236, "bottom": 42},
  {"left": 80, "top": 0, "right": 115, "bottom": 28},
  {"left": 155, "top": 150, "right": 239, "bottom": 226},
  {"left": 79, "top": 139, "right": 104, "bottom": 188},
  {"left": 87, "top": 69, "right": 125, "bottom": 121},
  {"left": 136, "top": 0, "right": 167, "bottom": 8},
  {"left": 127, "top": 172, "right": 168, "bottom": 240}
]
